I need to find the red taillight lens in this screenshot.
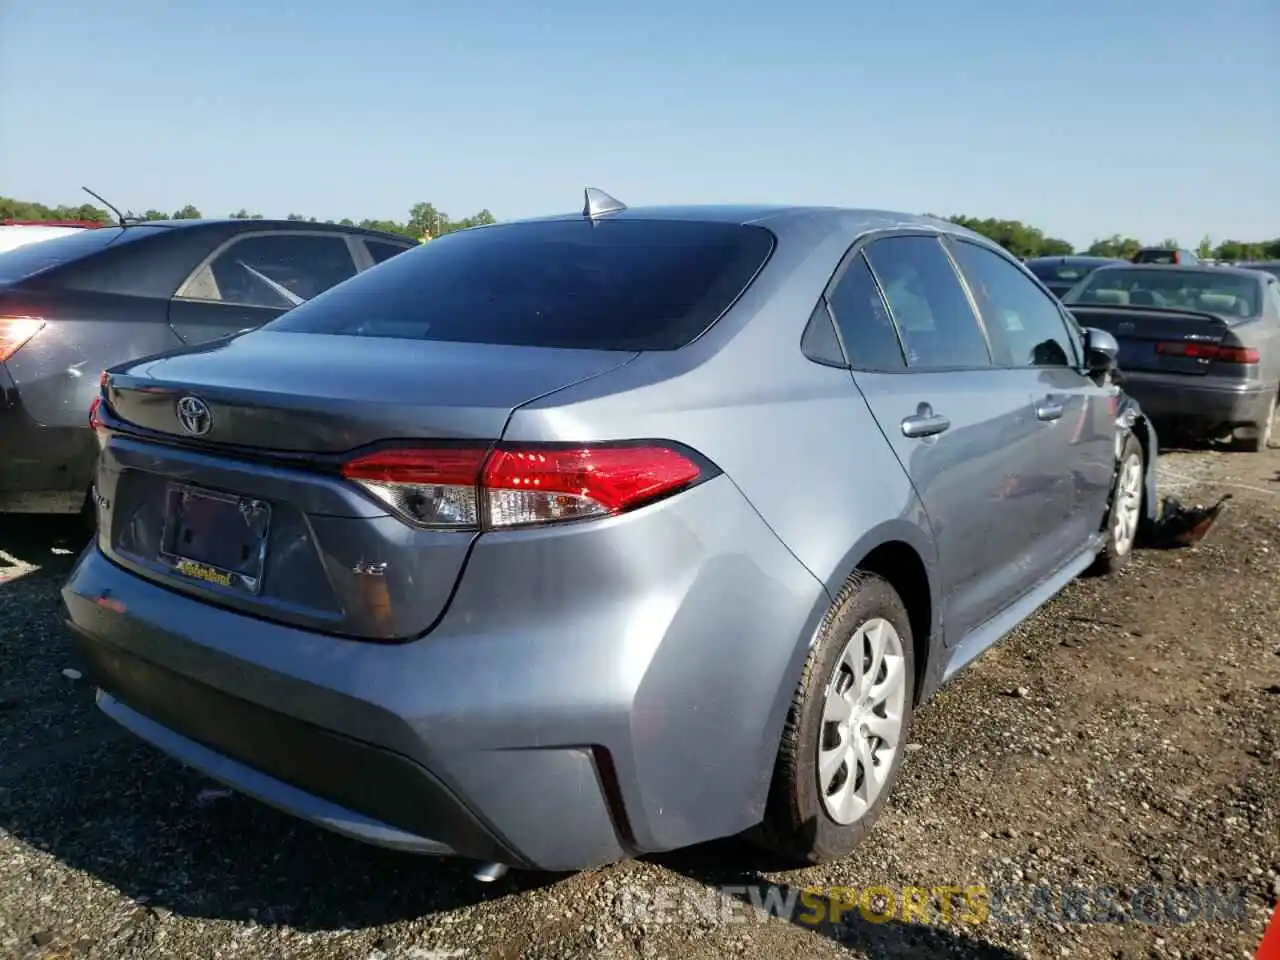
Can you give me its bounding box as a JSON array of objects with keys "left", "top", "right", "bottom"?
[
  {"left": 340, "top": 443, "right": 708, "bottom": 530},
  {"left": 484, "top": 445, "right": 704, "bottom": 527},
  {"left": 1156, "top": 341, "right": 1259, "bottom": 364},
  {"left": 0, "top": 316, "right": 45, "bottom": 363}
]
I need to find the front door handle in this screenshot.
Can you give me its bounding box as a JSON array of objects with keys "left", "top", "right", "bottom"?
[
  {"left": 901, "top": 402, "right": 951, "bottom": 438},
  {"left": 1035, "top": 396, "right": 1066, "bottom": 421}
]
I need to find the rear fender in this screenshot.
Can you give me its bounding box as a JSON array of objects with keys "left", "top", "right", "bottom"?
[
  {"left": 1115, "top": 394, "right": 1160, "bottom": 528},
  {"left": 770, "top": 516, "right": 941, "bottom": 734}
]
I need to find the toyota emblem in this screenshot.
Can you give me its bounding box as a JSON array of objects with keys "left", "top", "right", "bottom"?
[{"left": 175, "top": 395, "right": 213, "bottom": 436}]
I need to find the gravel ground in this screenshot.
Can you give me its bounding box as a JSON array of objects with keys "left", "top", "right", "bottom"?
[{"left": 1, "top": 446, "right": 1277, "bottom": 960}]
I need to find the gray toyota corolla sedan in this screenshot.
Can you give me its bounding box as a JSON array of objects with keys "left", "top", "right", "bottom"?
[{"left": 63, "top": 192, "right": 1152, "bottom": 876}]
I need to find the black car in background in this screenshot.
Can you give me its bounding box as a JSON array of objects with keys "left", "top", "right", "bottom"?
[
  {"left": 1131, "top": 247, "right": 1200, "bottom": 265},
  {"left": 0, "top": 219, "right": 416, "bottom": 517},
  {"left": 1024, "top": 255, "right": 1127, "bottom": 299}
]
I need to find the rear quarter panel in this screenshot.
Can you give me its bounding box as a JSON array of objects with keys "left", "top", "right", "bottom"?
[
  {"left": 3, "top": 288, "right": 182, "bottom": 427},
  {"left": 501, "top": 216, "right": 941, "bottom": 738}
]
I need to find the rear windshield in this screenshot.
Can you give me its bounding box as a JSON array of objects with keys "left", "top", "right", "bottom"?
[
  {"left": 0, "top": 225, "right": 166, "bottom": 283},
  {"left": 1066, "top": 268, "right": 1261, "bottom": 317},
  {"left": 265, "top": 219, "right": 776, "bottom": 351},
  {"left": 1026, "top": 261, "right": 1103, "bottom": 285}
]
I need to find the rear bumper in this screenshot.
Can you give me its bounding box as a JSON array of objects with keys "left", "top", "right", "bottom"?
[
  {"left": 62, "top": 476, "right": 828, "bottom": 871},
  {"left": 0, "top": 364, "right": 96, "bottom": 513},
  {"left": 1118, "top": 371, "right": 1273, "bottom": 434}
]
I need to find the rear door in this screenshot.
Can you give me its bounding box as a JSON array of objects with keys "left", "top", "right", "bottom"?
[
  {"left": 829, "top": 233, "right": 1044, "bottom": 645},
  {"left": 946, "top": 237, "right": 1116, "bottom": 561},
  {"left": 167, "top": 231, "right": 361, "bottom": 344}
]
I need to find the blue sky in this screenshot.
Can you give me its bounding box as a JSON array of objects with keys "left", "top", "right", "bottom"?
[{"left": 2, "top": 0, "right": 1276, "bottom": 249}]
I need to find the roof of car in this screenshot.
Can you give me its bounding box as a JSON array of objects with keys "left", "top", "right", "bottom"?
[
  {"left": 115, "top": 218, "right": 413, "bottom": 241},
  {"left": 1025, "top": 255, "right": 1123, "bottom": 265},
  {"left": 1091, "top": 262, "right": 1265, "bottom": 280},
  {"left": 504, "top": 204, "right": 986, "bottom": 244}
]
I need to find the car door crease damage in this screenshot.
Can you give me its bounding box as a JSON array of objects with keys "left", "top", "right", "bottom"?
[{"left": 60, "top": 199, "right": 1159, "bottom": 875}]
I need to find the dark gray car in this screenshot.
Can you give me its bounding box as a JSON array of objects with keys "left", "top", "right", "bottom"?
[
  {"left": 0, "top": 219, "right": 415, "bottom": 515},
  {"left": 64, "top": 196, "right": 1154, "bottom": 876},
  {"left": 1063, "top": 263, "right": 1280, "bottom": 450}
]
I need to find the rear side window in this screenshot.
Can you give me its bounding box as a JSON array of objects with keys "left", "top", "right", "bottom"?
[
  {"left": 0, "top": 226, "right": 165, "bottom": 282},
  {"left": 266, "top": 219, "right": 776, "bottom": 351},
  {"left": 862, "top": 236, "right": 992, "bottom": 368},
  {"left": 826, "top": 252, "right": 905, "bottom": 369}
]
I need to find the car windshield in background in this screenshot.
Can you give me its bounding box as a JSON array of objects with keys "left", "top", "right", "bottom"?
[
  {"left": 1026, "top": 261, "right": 1100, "bottom": 285},
  {"left": 265, "top": 219, "right": 776, "bottom": 351},
  {"left": 1067, "top": 268, "right": 1261, "bottom": 317},
  {"left": 0, "top": 225, "right": 165, "bottom": 283}
]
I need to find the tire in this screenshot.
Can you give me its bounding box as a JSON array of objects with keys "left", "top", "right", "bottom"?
[
  {"left": 750, "top": 571, "right": 915, "bottom": 864},
  {"left": 1090, "top": 432, "right": 1143, "bottom": 575}
]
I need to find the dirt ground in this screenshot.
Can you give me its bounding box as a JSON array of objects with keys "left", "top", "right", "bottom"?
[{"left": 1, "top": 446, "right": 1277, "bottom": 960}]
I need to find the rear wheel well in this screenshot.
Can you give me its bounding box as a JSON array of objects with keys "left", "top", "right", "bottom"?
[{"left": 857, "top": 541, "right": 931, "bottom": 704}]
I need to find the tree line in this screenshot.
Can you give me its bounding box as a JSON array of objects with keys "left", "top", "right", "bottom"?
[
  {"left": 0, "top": 196, "right": 495, "bottom": 241},
  {"left": 3, "top": 195, "right": 1277, "bottom": 261}
]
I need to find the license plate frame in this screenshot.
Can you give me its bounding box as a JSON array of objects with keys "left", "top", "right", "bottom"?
[{"left": 158, "top": 482, "right": 272, "bottom": 595}]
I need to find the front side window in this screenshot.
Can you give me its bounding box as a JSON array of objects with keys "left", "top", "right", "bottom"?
[
  {"left": 950, "top": 240, "right": 1079, "bottom": 368},
  {"left": 182, "top": 234, "right": 358, "bottom": 309},
  {"left": 861, "top": 235, "right": 992, "bottom": 369}
]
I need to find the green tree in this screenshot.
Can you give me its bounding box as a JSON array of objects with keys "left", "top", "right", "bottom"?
[
  {"left": 7, "top": 193, "right": 1279, "bottom": 266},
  {"left": 942, "top": 215, "right": 1074, "bottom": 258},
  {"left": 1197, "top": 235, "right": 1214, "bottom": 259},
  {"left": 1086, "top": 235, "right": 1143, "bottom": 259}
]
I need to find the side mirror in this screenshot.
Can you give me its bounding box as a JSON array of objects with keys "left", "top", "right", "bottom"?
[{"left": 1083, "top": 326, "right": 1119, "bottom": 373}]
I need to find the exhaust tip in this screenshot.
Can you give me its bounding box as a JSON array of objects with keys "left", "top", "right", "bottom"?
[{"left": 473, "top": 862, "right": 508, "bottom": 883}]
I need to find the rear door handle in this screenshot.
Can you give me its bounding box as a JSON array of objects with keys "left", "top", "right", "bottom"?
[
  {"left": 901, "top": 403, "right": 951, "bottom": 438},
  {"left": 1035, "top": 397, "right": 1066, "bottom": 421}
]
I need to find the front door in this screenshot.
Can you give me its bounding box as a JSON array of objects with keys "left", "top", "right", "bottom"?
[{"left": 945, "top": 236, "right": 1115, "bottom": 565}]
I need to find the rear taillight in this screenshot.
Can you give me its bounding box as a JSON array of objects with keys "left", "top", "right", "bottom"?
[
  {"left": 340, "top": 442, "right": 711, "bottom": 530},
  {"left": 89, "top": 373, "right": 112, "bottom": 436},
  {"left": 0, "top": 316, "right": 45, "bottom": 363},
  {"left": 1156, "top": 341, "right": 1259, "bottom": 364},
  {"left": 89, "top": 396, "right": 106, "bottom": 433}
]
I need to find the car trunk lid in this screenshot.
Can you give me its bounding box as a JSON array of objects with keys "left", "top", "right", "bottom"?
[
  {"left": 106, "top": 330, "right": 636, "bottom": 449},
  {"left": 1066, "top": 305, "right": 1239, "bottom": 376},
  {"left": 96, "top": 331, "right": 638, "bottom": 639}
]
